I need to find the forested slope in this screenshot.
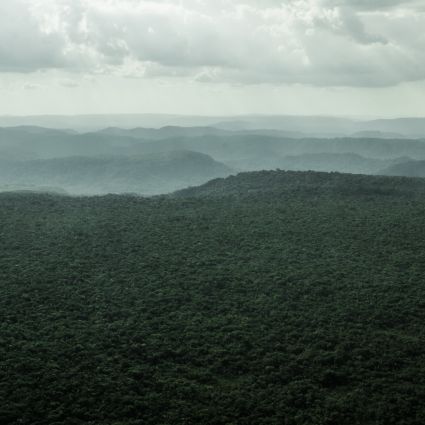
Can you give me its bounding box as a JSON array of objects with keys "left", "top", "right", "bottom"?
[{"left": 1, "top": 170, "right": 425, "bottom": 425}]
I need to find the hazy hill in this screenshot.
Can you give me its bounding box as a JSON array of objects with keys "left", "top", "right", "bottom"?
[
  {"left": 227, "top": 152, "right": 408, "bottom": 174},
  {"left": 97, "top": 125, "right": 305, "bottom": 140},
  {"left": 350, "top": 130, "right": 407, "bottom": 139},
  {"left": 360, "top": 117, "right": 425, "bottom": 138},
  {"left": 2, "top": 114, "right": 425, "bottom": 137},
  {"left": 0, "top": 126, "right": 139, "bottom": 160},
  {"left": 3, "top": 125, "right": 425, "bottom": 162},
  {"left": 276, "top": 153, "right": 407, "bottom": 175},
  {"left": 0, "top": 114, "right": 354, "bottom": 132},
  {"left": 97, "top": 126, "right": 228, "bottom": 140},
  {"left": 380, "top": 159, "right": 425, "bottom": 178},
  {"left": 0, "top": 183, "right": 67, "bottom": 194},
  {"left": 125, "top": 135, "right": 425, "bottom": 168},
  {"left": 3, "top": 126, "right": 425, "bottom": 182},
  {"left": 0, "top": 151, "right": 233, "bottom": 195}
]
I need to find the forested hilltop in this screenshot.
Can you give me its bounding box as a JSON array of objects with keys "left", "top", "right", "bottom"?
[{"left": 1, "top": 170, "right": 425, "bottom": 424}]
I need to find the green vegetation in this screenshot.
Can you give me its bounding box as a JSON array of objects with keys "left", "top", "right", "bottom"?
[{"left": 1, "top": 170, "right": 425, "bottom": 424}]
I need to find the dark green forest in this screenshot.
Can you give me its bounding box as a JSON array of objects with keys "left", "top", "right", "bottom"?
[{"left": 1, "top": 170, "right": 425, "bottom": 424}]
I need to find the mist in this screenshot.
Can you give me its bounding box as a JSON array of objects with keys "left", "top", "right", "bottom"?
[{"left": 0, "top": 115, "right": 425, "bottom": 195}]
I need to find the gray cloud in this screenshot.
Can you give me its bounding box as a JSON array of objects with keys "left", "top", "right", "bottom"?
[
  {"left": 0, "top": 0, "right": 67, "bottom": 72},
  {"left": 22, "top": 83, "right": 41, "bottom": 90},
  {"left": 58, "top": 79, "right": 79, "bottom": 88},
  {"left": 326, "top": 0, "right": 419, "bottom": 10},
  {"left": 1, "top": 0, "right": 424, "bottom": 87}
]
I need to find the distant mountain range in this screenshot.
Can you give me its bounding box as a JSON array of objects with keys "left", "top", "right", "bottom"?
[
  {"left": 4, "top": 125, "right": 425, "bottom": 162},
  {"left": 1, "top": 124, "right": 425, "bottom": 195},
  {"left": 274, "top": 153, "right": 407, "bottom": 175},
  {"left": 97, "top": 125, "right": 304, "bottom": 140},
  {"left": 2, "top": 114, "right": 425, "bottom": 137}
]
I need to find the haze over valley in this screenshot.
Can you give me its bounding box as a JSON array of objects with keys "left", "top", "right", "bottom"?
[{"left": 1, "top": 116, "right": 425, "bottom": 195}]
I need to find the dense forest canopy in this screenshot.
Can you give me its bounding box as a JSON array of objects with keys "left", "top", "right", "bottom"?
[{"left": 1, "top": 170, "right": 425, "bottom": 424}]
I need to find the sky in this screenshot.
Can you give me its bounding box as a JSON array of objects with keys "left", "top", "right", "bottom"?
[{"left": 0, "top": 0, "right": 424, "bottom": 117}]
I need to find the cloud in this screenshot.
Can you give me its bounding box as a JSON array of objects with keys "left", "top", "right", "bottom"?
[
  {"left": 58, "top": 79, "right": 79, "bottom": 88},
  {"left": 0, "top": 0, "right": 67, "bottom": 72},
  {"left": 0, "top": 0, "right": 424, "bottom": 87},
  {"left": 22, "top": 83, "right": 41, "bottom": 90},
  {"left": 325, "top": 0, "right": 419, "bottom": 10}
]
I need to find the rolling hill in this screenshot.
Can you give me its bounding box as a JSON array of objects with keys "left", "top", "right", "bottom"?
[
  {"left": 2, "top": 126, "right": 425, "bottom": 194},
  {"left": 0, "top": 151, "right": 233, "bottom": 195},
  {"left": 379, "top": 159, "right": 425, "bottom": 178}
]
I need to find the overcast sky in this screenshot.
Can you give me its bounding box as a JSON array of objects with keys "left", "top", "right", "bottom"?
[{"left": 1, "top": 0, "right": 424, "bottom": 117}]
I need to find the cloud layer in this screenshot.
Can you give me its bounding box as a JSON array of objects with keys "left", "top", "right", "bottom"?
[{"left": 1, "top": 0, "right": 424, "bottom": 87}]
